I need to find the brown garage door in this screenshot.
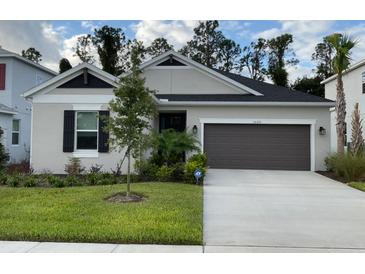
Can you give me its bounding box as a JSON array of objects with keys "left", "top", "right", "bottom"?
[{"left": 204, "top": 124, "right": 310, "bottom": 170}]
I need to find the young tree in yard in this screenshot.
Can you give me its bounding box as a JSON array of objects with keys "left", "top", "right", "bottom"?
[
  {"left": 0, "top": 127, "right": 9, "bottom": 171},
  {"left": 327, "top": 33, "right": 357, "bottom": 154},
  {"left": 74, "top": 34, "right": 95, "bottom": 64},
  {"left": 21, "top": 47, "right": 42, "bottom": 63},
  {"left": 217, "top": 39, "right": 241, "bottom": 72},
  {"left": 239, "top": 38, "right": 267, "bottom": 81},
  {"left": 92, "top": 25, "right": 126, "bottom": 75},
  {"left": 266, "top": 34, "right": 298, "bottom": 87},
  {"left": 59, "top": 58, "right": 72, "bottom": 73},
  {"left": 106, "top": 49, "right": 157, "bottom": 196},
  {"left": 179, "top": 20, "right": 225, "bottom": 68},
  {"left": 351, "top": 103, "right": 364, "bottom": 156},
  {"left": 147, "top": 37, "right": 174, "bottom": 58}
]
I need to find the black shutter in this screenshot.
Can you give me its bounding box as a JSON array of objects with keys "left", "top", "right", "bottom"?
[
  {"left": 63, "top": 110, "right": 75, "bottom": 152},
  {"left": 98, "top": 111, "right": 109, "bottom": 152}
]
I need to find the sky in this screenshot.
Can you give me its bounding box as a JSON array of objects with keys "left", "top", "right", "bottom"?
[{"left": 1, "top": 20, "right": 365, "bottom": 83}]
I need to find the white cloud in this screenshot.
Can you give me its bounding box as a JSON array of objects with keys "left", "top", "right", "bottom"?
[
  {"left": 341, "top": 23, "right": 365, "bottom": 63},
  {"left": 132, "top": 20, "right": 198, "bottom": 49},
  {"left": 0, "top": 21, "right": 64, "bottom": 71},
  {"left": 81, "top": 21, "right": 99, "bottom": 32},
  {"left": 0, "top": 21, "right": 100, "bottom": 72},
  {"left": 219, "top": 20, "right": 250, "bottom": 39}
]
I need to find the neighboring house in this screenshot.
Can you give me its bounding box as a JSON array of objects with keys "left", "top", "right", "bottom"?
[
  {"left": 24, "top": 51, "right": 334, "bottom": 174},
  {"left": 0, "top": 47, "right": 56, "bottom": 163},
  {"left": 323, "top": 58, "right": 365, "bottom": 153}
]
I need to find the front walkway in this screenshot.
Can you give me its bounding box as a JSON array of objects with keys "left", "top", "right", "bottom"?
[
  {"left": 2, "top": 240, "right": 365, "bottom": 253},
  {"left": 0, "top": 241, "right": 202, "bottom": 253}
]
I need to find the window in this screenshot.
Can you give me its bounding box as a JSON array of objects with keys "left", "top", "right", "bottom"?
[
  {"left": 75, "top": 112, "right": 98, "bottom": 150},
  {"left": 362, "top": 72, "right": 365, "bottom": 93},
  {"left": 12, "top": 119, "right": 20, "bottom": 145}
]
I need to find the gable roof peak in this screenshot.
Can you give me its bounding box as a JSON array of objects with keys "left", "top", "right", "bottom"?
[
  {"left": 23, "top": 62, "right": 119, "bottom": 98},
  {"left": 0, "top": 46, "right": 57, "bottom": 75}
]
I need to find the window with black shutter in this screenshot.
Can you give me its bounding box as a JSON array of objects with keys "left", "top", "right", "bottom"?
[
  {"left": 98, "top": 111, "right": 109, "bottom": 152},
  {"left": 63, "top": 110, "right": 75, "bottom": 152},
  {"left": 75, "top": 112, "right": 98, "bottom": 150},
  {"left": 0, "top": 64, "right": 6, "bottom": 90}
]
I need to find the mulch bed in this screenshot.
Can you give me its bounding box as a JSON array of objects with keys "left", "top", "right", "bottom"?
[
  {"left": 104, "top": 192, "right": 146, "bottom": 203},
  {"left": 316, "top": 171, "right": 347, "bottom": 183}
]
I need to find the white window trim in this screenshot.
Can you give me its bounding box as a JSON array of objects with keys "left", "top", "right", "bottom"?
[
  {"left": 199, "top": 118, "right": 317, "bottom": 171},
  {"left": 74, "top": 111, "right": 99, "bottom": 158},
  {"left": 73, "top": 104, "right": 103, "bottom": 111},
  {"left": 11, "top": 119, "right": 20, "bottom": 146}
]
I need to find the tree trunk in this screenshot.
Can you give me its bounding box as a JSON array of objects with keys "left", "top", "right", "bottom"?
[
  {"left": 127, "top": 151, "right": 131, "bottom": 196},
  {"left": 336, "top": 73, "right": 346, "bottom": 155},
  {"left": 351, "top": 102, "right": 364, "bottom": 156}
]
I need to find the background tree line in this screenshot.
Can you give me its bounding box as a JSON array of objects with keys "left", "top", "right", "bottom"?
[{"left": 21, "top": 20, "right": 340, "bottom": 97}]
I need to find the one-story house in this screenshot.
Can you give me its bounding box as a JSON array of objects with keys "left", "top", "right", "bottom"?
[{"left": 24, "top": 51, "right": 334, "bottom": 174}]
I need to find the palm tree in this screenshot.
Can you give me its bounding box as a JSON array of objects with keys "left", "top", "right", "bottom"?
[{"left": 327, "top": 33, "right": 357, "bottom": 154}]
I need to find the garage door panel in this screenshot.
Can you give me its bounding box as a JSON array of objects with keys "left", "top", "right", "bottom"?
[{"left": 204, "top": 124, "right": 310, "bottom": 171}]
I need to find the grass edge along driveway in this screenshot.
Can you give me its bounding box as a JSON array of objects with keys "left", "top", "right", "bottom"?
[{"left": 0, "top": 183, "right": 202, "bottom": 245}]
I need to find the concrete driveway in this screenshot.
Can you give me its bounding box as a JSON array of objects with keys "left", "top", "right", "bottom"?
[{"left": 204, "top": 169, "right": 365, "bottom": 252}]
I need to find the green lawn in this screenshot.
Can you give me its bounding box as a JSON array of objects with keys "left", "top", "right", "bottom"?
[
  {"left": 0, "top": 183, "right": 203, "bottom": 245},
  {"left": 349, "top": 182, "right": 365, "bottom": 192}
]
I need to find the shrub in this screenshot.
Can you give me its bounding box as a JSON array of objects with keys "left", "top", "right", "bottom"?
[
  {"left": 135, "top": 160, "right": 159, "bottom": 181},
  {"left": 171, "top": 163, "right": 185, "bottom": 182},
  {"left": 185, "top": 161, "right": 207, "bottom": 184},
  {"left": 0, "top": 172, "right": 8, "bottom": 185},
  {"left": 6, "top": 174, "right": 22, "bottom": 187},
  {"left": 7, "top": 160, "right": 33, "bottom": 175},
  {"left": 86, "top": 173, "right": 101, "bottom": 185},
  {"left": 89, "top": 164, "right": 103, "bottom": 174},
  {"left": 110, "top": 162, "right": 123, "bottom": 176},
  {"left": 65, "top": 175, "right": 82, "bottom": 187},
  {"left": 150, "top": 129, "right": 199, "bottom": 166},
  {"left": 0, "top": 127, "right": 9, "bottom": 172},
  {"left": 184, "top": 153, "right": 208, "bottom": 184},
  {"left": 97, "top": 178, "right": 113, "bottom": 185},
  {"left": 325, "top": 153, "right": 365, "bottom": 182},
  {"left": 64, "top": 157, "right": 85, "bottom": 175},
  {"left": 188, "top": 153, "right": 207, "bottom": 167},
  {"left": 23, "top": 175, "right": 37, "bottom": 187},
  {"left": 47, "top": 176, "right": 65, "bottom": 188},
  {"left": 156, "top": 165, "right": 175, "bottom": 182}
]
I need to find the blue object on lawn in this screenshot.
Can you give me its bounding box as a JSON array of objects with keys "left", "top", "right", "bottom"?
[{"left": 194, "top": 169, "right": 203, "bottom": 184}]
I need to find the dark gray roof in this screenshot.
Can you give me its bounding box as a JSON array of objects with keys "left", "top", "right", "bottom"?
[{"left": 157, "top": 69, "right": 334, "bottom": 103}]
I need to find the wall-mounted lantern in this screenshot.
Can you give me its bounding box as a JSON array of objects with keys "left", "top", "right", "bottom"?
[
  {"left": 192, "top": 125, "right": 198, "bottom": 135},
  {"left": 319, "top": 126, "right": 326, "bottom": 135}
]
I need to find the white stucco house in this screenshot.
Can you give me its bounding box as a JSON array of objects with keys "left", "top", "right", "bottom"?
[
  {"left": 24, "top": 51, "right": 334, "bottom": 174},
  {"left": 323, "top": 58, "right": 365, "bottom": 153},
  {"left": 0, "top": 47, "right": 56, "bottom": 163}
]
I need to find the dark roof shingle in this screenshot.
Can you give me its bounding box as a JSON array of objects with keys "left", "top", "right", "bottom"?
[{"left": 157, "top": 69, "right": 333, "bottom": 103}]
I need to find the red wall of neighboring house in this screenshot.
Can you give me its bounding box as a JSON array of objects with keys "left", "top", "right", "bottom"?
[{"left": 0, "top": 64, "right": 6, "bottom": 90}]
